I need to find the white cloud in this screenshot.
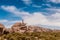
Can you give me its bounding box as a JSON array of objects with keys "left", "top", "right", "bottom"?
[
  {"left": 1, "top": 6, "right": 17, "bottom": 12},
  {"left": 4, "top": 20, "right": 21, "bottom": 28},
  {"left": 1, "top": 6, "right": 31, "bottom": 19},
  {"left": 46, "top": 8, "right": 60, "bottom": 11},
  {"left": 22, "top": 0, "right": 32, "bottom": 5},
  {"left": 42, "top": 4, "right": 52, "bottom": 8},
  {"left": 1, "top": 5, "right": 60, "bottom": 29},
  {"left": 0, "top": 20, "right": 8, "bottom": 23},
  {"left": 32, "top": 3, "right": 52, "bottom": 8},
  {"left": 48, "top": 13, "right": 60, "bottom": 23},
  {"left": 0, "top": 20, "right": 21, "bottom": 28},
  {"left": 47, "top": 13, "right": 60, "bottom": 26},
  {"left": 32, "top": 4, "right": 42, "bottom": 8},
  {"left": 24, "top": 12, "right": 48, "bottom": 25},
  {"left": 48, "top": 0, "right": 60, "bottom": 3},
  {"left": 24, "top": 12, "right": 60, "bottom": 27}
]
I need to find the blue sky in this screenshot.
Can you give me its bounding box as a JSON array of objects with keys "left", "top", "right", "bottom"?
[{"left": 0, "top": 0, "right": 60, "bottom": 29}]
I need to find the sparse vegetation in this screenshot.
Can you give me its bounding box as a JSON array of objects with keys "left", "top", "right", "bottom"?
[{"left": 0, "top": 31, "right": 60, "bottom": 40}]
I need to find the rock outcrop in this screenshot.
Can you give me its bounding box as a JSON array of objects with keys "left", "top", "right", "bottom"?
[
  {"left": 11, "top": 20, "right": 52, "bottom": 33},
  {"left": 11, "top": 20, "right": 27, "bottom": 33},
  {"left": 0, "top": 24, "right": 5, "bottom": 35}
]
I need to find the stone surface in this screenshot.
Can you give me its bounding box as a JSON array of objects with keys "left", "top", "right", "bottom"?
[
  {"left": 11, "top": 21, "right": 27, "bottom": 33},
  {"left": 0, "top": 24, "right": 5, "bottom": 35}
]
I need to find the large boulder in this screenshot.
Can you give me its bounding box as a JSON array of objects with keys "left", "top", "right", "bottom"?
[{"left": 11, "top": 22, "right": 27, "bottom": 33}]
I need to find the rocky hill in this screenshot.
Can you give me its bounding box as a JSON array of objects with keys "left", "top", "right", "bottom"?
[
  {"left": 0, "top": 21, "right": 60, "bottom": 34},
  {"left": 10, "top": 20, "right": 53, "bottom": 33}
]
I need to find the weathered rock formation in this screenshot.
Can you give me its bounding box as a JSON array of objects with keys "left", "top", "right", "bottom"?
[
  {"left": 0, "top": 20, "right": 59, "bottom": 34},
  {"left": 0, "top": 24, "right": 12, "bottom": 35},
  {"left": 11, "top": 20, "right": 27, "bottom": 33},
  {"left": 0, "top": 24, "right": 5, "bottom": 35},
  {"left": 11, "top": 20, "right": 52, "bottom": 33},
  {"left": 26, "top": 25, "right": 52, "bottom": 33}
]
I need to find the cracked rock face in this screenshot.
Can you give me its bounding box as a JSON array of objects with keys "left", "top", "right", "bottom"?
[
  {"left": 11, "top": 22, "right": 52, "bottom": 33},
  {"left": 11, "top": 22, "right": 27, "bottom": 33}
]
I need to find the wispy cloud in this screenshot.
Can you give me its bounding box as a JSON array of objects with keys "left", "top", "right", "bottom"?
[
  {"left": 0, "top": 20, "right": 21, "bottom": 28},
  {"left": 45, "top": 8, "right": 60, "bottom": 13},
  {"left": 1, "top": 6, "right": 31, "bottom": 19},
  {"left": 48, "top": 0, "right": 60, "bottom": 3},
  {"left": 0, "top": 20, "right": 8, "bottom": 23},
  {"left": 4, "top": 20, "right": 21, "bottom": 28},
  {"left": 32, "top": 4, "right": 42, "bottom": 8},
  {"left": 22, "top": 0, "right": 32, "bottom": 5}
]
